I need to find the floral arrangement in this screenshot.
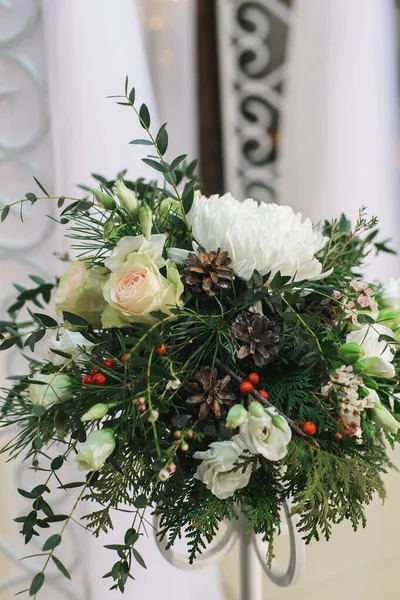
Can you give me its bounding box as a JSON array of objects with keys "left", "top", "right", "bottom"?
[{"left": 1, "top": 81, "right": 399, "bottom": 597}]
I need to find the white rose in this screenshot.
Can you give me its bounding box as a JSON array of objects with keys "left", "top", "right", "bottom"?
[
  {"left": 237, "top": 409, "right": 291, "bottom": 461},
  {"left": 186, "top": 193, "right": 330, "bottom": 282},
  {"left": 29, "top": 373, "right": 73, "bottom": 408},
  {"left": 193, "top": 436, "right": 257, "bottom": 500},
  {"left": 105, "top": 234, "right": 166, "bottom": 271},
  {"left": 47, "top": 330, "right": 94, "bottom": 366},
  {"left": 76, "top": 429, "right": 116, "bottom": 471},
  {"left": 347, "top": 324, "right": 396, "bottom": 378}
]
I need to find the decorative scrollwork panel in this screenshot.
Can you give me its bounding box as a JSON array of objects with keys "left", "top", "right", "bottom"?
[{"left": 217, "top": 0, "right": 293, "bottom": 203}]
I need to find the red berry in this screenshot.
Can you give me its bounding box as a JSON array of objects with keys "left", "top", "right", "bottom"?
[
  {"left": 92, "top": 373, "right": 107, "bottom": 386},
  {"left": 90, "top": 369, "right": 100, "bottom": 376},
  {"left": 247, "top": 372, "right": 260, "bottom": 386},
  {"left": 259, "top": 390, "right": 269, "bottom": 400},
  {"left": 350, "top": 421, "right": 358, "bottom": 429},
  {"left": 103, "top": 358, "right": 116, "bottom": 369},
  {"left": 82, "top": 375, "right": 93, "bottom": 385},
  {"left": 302, "top": 421, "right": 317, "bottom": 436},
  {"left": 186, "top": 430, "right": 194, "bottom": 440},
  {"left": 240, "top": 381, "right": 253, "bottom": 394},
  {"left": 139, "top": 404, "right": 146, "bottom": 412},
  {"left": 167, "top": 463, "right": 177, "bottom": 473},
  {"left": 173, "top": 430, "right": 182, "bottom": 440},
  {"left": 155, "top": 344, "right": 167, "bottom": 356},
  {"left": 334, "top": 432, "right": 343, "bottom": 441}
]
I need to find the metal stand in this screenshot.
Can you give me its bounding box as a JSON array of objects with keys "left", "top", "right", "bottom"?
[{"left": 154, "top": 498, "right": 306, "bottom": 600}]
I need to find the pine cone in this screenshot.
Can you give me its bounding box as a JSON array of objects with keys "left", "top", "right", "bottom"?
[
  {"left": 185, "top": 367, "right": 236, "bottom": 420},
  {"left": 231, "top": 311, "right": 280, "bottom": 368},
  {"left": 181, "top": 247, "right": 234, "bottom": 297}
]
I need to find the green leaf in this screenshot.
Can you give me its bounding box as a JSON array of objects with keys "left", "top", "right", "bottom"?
[
  {"left": 124, "top": 528, "right": 139, "bottom": 546},
  {"left": 57, "top": 196, "right": 65, "bottom": 208},
  {"left": 29, "top": 275, "right": 46, "bottom": 286},
  {"left": 49, "top": 348, "right": 72, "bottom": 359},
  {"left": 25, "top": 192, "right": 37, "bottom": 203},
  {"left": 1, "top": 205, "right": 10, "bottom": 222},
  {"left": 33, "top": 313, "right": 58, "bottom": 328},
  {"left": 124, "top": 75, "right": 129, "bottom": 96},
  {"left": 182, "top": 188, "right": 194, "bottom": 214},
  {"left": 30, "top": 485, "right": 50, "bottom": 497},
  {"left": 62, "top": 312, "right": 89, "bottom": 327},
  {"left": 52, "top": 555, "right": 71, "bottom": 580},
  {"left": 29, "top": 573, "right": 44, "bottom": 596},
  {"left": 44, "top": 515, "right": 68, "bottom": 523},
  {"left": 156, "top": 124, "right": 168, "bottom": 155},
  {"left": 0, "top": 337, "right": 16, "bottom": 350},
  {"left": 33, "top": 176, "right": 50, "bottom": 197},
  {"left": 18, "top": 488, "right": 35, "bottom": 499},
  {"left": 170, "top": 154, "right": 187, "bottom": 171},
  {"left": 58, "top": 481, "right": 85, "bottom": 489},
  {"left": 134, "top": 495, "right": 147, "bottom": 509},
  {"left": 42, "top": 534, "right": 62, "bottom": 551},
  {"left": 51, "top": 456, "right": 64, "bottom": 471},
  {"left": 132, "top": 548, "right": 147, "bottom": 569},
  {"left": 128, "top": 87, "right": 136, "bottom": 105},
  {"left": 32, "top": 406, "right": 47, "bottom": 418},
  {"left": 129, "top": 139, "right": 153, "bottom": 145},
  {"left": 32, "top": 437, "right": 43, "bottom": 450},
  {"left": 104, "top": 544, "right": 128, "bottom": 551},
  {"left": 25, "top": 329, "right": 46, "bottom": 352},
  {"left": 142, "top": 158, "right": 168, "bottom": 173},
  {"left": 139, "top": 103, "right": 151, "bottom": 129}
]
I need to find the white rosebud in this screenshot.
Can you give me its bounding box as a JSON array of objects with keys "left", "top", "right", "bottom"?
[
  {"left": 47, "top": 330, "right": 95, "bottom": 366},
  {"left": 148, "top": 409, "right": 159, "bottom": 423},
  {"left": 159, "top": 468, "right": 170, "bottom": 482},
  {"left": 370, "top": 403, "right": 400, "bottom": 434},
  {"left": 166, "top": 379, "right": 181, "bottom": 391},
  {"left": 76, "top": 429, "right": 116, "bottom": 471},
  {"left": 113, "top": 180, "right": 139, "bottom": 213},
  {"left": 81, "top": 403, "right": 109, "bottom": 422},
  {"left": 193, "top": 436, "right": 258, "bottom": 500},
  {"left": 139, "top": 203, "right": 152, "bottom": 240},
  {"left": 248, "top": 402, "right": 265, "bottom": 418},
  {"left": 29, "top": 373, "right": 73, "bottom": 409}
]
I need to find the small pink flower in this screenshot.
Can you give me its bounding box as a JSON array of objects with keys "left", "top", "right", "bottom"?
[
  {"left": 357, "top": 294, "right": 371, "bottom": 308},
  {"left": 350, "top": 280, "right": 364, "bottom": 292}
]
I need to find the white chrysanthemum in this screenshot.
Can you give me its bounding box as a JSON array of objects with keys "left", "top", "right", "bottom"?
[{"left": 186, "top": 194, "right": 329, "bottom": 282}]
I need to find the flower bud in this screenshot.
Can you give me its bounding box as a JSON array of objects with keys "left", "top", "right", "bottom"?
[
  {"left": 226, "top": 404, "right": 248, "bottom": 428},
  {"left": 81, "top": 403, "right": 109, "bottom": 422},
  {"left": 29, "top": 374, "right": 73, "bottom": 409},
  {"left": 159, "top": 469, "right": 170, "bottom": 482},
  {"left": 360, "top": 356, "right": 396, "bottom": 379},
  {"left": 338, "top": 342, "right": 364, "bottom": 364},
  {"left": 139, "top": 203, "right": 152, "bottom": 240},
  {"left": 370, "top": 403, "right": 400, "bottom": 434},
  {"left": 113, "top": 180, "right": 139, "bottom": 213},
  {"left": 91, "top": 188, "right": 116, "bottom": 210},
  {"left": 271, "top": 414, "right": 289, "bottom": 433},
  {"left": 353, "top": 361, "right": 366, "bottom": 374},
  {"left": 76, "top": 429, "right": 116, "bottom": 471},
  {"left": 148, "top": 409, "right": 159, "bottom": 423},
  {"left": 362, "top": 375, "right": 379, "bottom": 390},
  {"left": 248, "top": 401, "right": 265, "bottom": 418}
]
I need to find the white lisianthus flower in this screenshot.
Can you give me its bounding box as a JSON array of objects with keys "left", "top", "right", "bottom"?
[
  {"left": 76, "top": 429, "right": 116, "bottom": 471},
  {"left": 347, "top": 324, "right": 396, "bottom": 378},
  {"left": 29, "top": 373, "right": 73, "bottom": 408},
  {"left": 237, "top": 409, "right": 291, "bottom": 461},
  {"left": 186, "top": 194, "right": 329, "bottom": 282},
  {"left": 193, "top": 436, "right": 257, "bottom": 500},
  {"left": 104, "top": 234, "right": 166, "bottom": 271},
  {"left": 47, "top": 330, "right": 94, "bottom": 366}
]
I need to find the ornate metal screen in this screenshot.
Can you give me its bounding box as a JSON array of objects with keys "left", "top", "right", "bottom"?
[{"left": 216, "top": 0, "right": 293, "bottom": 203}]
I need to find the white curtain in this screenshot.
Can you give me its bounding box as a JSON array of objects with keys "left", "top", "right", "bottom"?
[
  {"left": 41, "top": 1, "right": 221, "bottom": 598},
  {"left": 280, "top": 0, "right": 400, "bottom": 280}
]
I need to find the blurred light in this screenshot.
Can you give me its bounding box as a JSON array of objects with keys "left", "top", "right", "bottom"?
[
  {"left": 158, "top": 49, "right": 174, "bottom": 67},
  {"left": 148, "top": 14, "right": 165, "bottom": 31}
]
